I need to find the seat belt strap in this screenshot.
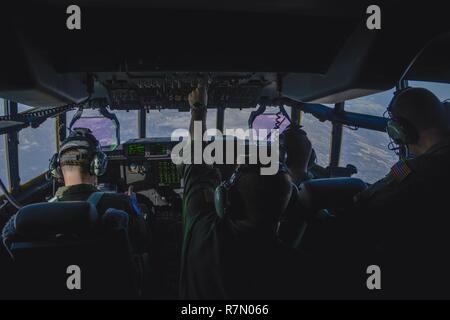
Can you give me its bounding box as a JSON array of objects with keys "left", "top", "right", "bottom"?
[
  {"left": 48, "top": 192, "right": 104, "bottom": 206},
  {"left": 86, "top": 191, "right": 105, "bottom": 208}
]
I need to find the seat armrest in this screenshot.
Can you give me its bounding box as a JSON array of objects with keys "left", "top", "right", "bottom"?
[{"left": 298, "top": 178, "right": 367, "bottom": 210}]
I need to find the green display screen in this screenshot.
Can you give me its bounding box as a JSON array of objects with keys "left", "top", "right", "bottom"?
[
  {"left": 127, "top": 144, "right": 145, "bottom": 156},
  {"left": 158, "top": 161, "right": 179, "bottom": 185}
]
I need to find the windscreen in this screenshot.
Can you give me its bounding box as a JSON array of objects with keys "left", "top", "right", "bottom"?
[{"left": 251, "top": 113, "right": 290, "bottom": 141}]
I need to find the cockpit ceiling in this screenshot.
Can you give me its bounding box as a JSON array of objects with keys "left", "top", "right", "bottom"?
[
  {"left": 9, "top": 7, "right": 357, "bottom": 74},
  {"left": 405, "top": 32, "right": 450, "bottom": 84},
  {"left": 1, "top": 2, "right": 450, "bottom": 107}
]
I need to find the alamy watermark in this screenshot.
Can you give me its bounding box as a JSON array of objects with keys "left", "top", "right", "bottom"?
[
  {"left": 66, "top": 5, "right": 81, "bottom": 30},
  {"left": 366, "top": 5, "right": 382, "bottom": 30},
  {"left": 366, "top": 265, "right": 381, "bottom": 290},
  {"left": 66, "top": 264, "right": 81, "bottom": 290},
  {"left": 170, "top": 121, "right": 281, "bottom": 176}
]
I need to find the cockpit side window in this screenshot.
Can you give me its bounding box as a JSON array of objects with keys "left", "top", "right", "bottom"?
[
  {"left": 409, "top": 81, "right": 450, "bottom": 101},
  {"left": 344, "top": 89, "right": 394, "bottom": 116},
  {"left": 300, "top": 112, "right": 332, "bottom": 168},
  {"left": 0, "top": 100, "right": 8, "bottom": 195},
  {"left": 18, "top": 109, "right": 57, "bottom": 183},
  {"left": 0, "top": 99, "right": 4, "bottom": 116},
  {"left": 0, "top": 137, "right": 7, "bottom": 196},
  {"left": 340, "top": 90, "right": 398, "bottom": 183},
  {"left": 341, "top": 127, "right": 398, "bottom": 183}
]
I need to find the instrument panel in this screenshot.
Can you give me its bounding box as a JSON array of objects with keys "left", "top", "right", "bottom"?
[
  {"left": 125, "top": 141, "right": 171, "bottom": 159},
  {"left": 100, "top": 73, "right": 274, "bottom": 110},
  {"left": 103, "top": 138, "right": 182, "bottom": 189}
]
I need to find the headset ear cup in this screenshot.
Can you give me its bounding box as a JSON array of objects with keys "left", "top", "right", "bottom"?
[
  {"left": 91, "top": 151, "right": 108, "bottom": 176},
  {"left": 387, "top": 120, "right": 406, "bottom": 144},
  {"left": 387, "top": 118, "right": 419, "bottom": 145},
  {"left": 57, "top": 167, "right": 63, "bottom": 180},
  {"left": 214, "top": 184, "right": 228, "bottom": 218},
  {"left": 49, "top": 153, "right": 61, "bottom": 179}
]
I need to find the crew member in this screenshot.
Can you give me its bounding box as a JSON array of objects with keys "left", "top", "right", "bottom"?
[
  {"left": 179, "top": 86, "right": 312, "bottom": 299},
  {"left": 2, "top": 128, "right": 149, "bottom": 253},
  {"left": 353, "top": 87, "right": 450, "bottom": 298}
]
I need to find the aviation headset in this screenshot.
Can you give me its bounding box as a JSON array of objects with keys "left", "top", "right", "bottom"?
[
  {"left": 279, "top": 126, "right": 309, "bottom": 167},
  {"left": 49, "top": 127, "right": 108, "bottom": 180},
  {"left": 214, "top": 125, "right": 308, "bottom": 218},
  {"left": 386, "top": 87, "right": 420, "bottom": 145}
]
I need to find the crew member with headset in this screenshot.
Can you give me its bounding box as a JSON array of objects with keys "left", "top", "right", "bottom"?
[
  {"left": 2, "top": 127, "right": 149, "bottom": 254},
  {"left": 179, "top": 86, "right": 316, "bottom": 299},
  {"left": 352, "top": 87, "right": 450, "bottom": 298}
]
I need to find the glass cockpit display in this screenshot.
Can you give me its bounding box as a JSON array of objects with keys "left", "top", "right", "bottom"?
[
  {"left": 127, "top": 143, "right": 146, "bottom": 157},
  {"left": 154, "top": 160, "right": 180, "bottom": 186},
  {"left": 124, "top": 140, "right": 171, "bottom": 159},
  {"left": 116, "top": 139, "right": 181, "bottom": 188}
]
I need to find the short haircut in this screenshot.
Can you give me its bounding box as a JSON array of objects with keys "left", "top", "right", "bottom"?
[
  {"left": 390, "top": 87, "right": 448, "bottom": 132},
  {"left": 60, "top": 149, "right": 91, "bottom": 175}
]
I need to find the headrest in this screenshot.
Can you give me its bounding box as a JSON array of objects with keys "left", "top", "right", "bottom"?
[
  {"left": 298, "top": 178, "right": 367, "bottom": 210},
  {"left": 14, "top": 202, "right": 99, "bottom": 239}
]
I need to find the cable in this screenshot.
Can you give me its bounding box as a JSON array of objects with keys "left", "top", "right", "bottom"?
[
  {"left": 265, "top": 110, "right": 287, "bottom": 141},
  {"left": 384, "top": 107, "right": 406, "bottom": 159},
  {"left": 0, "top": 178, "right": 22, "bottom": 210},
  {"left": 388, "top": 140, "right": 401, "bottom": 156},
  {"left": 274, "top": 111, "right": 285, "bottom": 131},
  {"left": 343, "top": 125, "right": 359, "bottom": 131}
]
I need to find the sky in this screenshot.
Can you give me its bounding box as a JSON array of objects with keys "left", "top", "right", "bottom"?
[{"left": 1, "top": 80, "right": 449, "bottom": 195}]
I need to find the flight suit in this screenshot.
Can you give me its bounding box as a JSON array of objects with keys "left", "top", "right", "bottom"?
[
  {"left": 352, "top": 136, "right": 450, "bottom": 298},
  {"left": 179, "top": 163, "right": 305, "bottom": 299},
  {"left": 3, "top": 184, "right": 149, "bottom": 253}
]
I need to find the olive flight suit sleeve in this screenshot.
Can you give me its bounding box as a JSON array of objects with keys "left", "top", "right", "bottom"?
[{"left": 180, "top": 163, "right": 222, "bottom": 230}]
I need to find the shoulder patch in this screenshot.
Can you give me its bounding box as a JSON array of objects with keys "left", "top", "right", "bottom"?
[{"left": 390, "top": 160, "right": 412, "bottom": 183}]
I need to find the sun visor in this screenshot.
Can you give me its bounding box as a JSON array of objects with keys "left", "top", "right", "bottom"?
[
  {"left": 281, "top": 26, "right": 399, "bottom": 104},
  {"left": 0, "top": 20, "right": 88, "bottom": 107}
]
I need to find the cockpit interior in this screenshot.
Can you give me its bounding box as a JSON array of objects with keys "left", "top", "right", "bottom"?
[{"left": 1, "top": 1, "right": 450, "bottom": 300}]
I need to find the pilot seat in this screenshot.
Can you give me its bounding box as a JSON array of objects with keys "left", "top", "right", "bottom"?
[{"left": 6, "top": 201, "right": 139, "bottom": 299}]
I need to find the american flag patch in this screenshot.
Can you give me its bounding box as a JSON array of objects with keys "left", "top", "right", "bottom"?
[{"left": 390, "top": 160, "right": 412, "bottom": 183}]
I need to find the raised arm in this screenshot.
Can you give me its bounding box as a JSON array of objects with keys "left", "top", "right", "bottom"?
[
  {"left": 182, "top": 86, "right": 221, "bottom": 223},
  {"left": 188, "top": 85, "right": 208, "bottom": 137}
]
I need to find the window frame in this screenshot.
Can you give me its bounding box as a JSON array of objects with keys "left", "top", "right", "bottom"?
[
  {"left": 2, "top": 100, "right": 59, "bottom": 187},
  {"left": 2, "top": 80, "right": 410, "bottom": 191},
  {"left": 18, "top": 115, "right": 58, "bottom": 185},
  {"left": 3, "top": 100, "right": 21, "bottom": 191},
  {"left": 292, "top": 86, "right": 403, "bottom": 178}
]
